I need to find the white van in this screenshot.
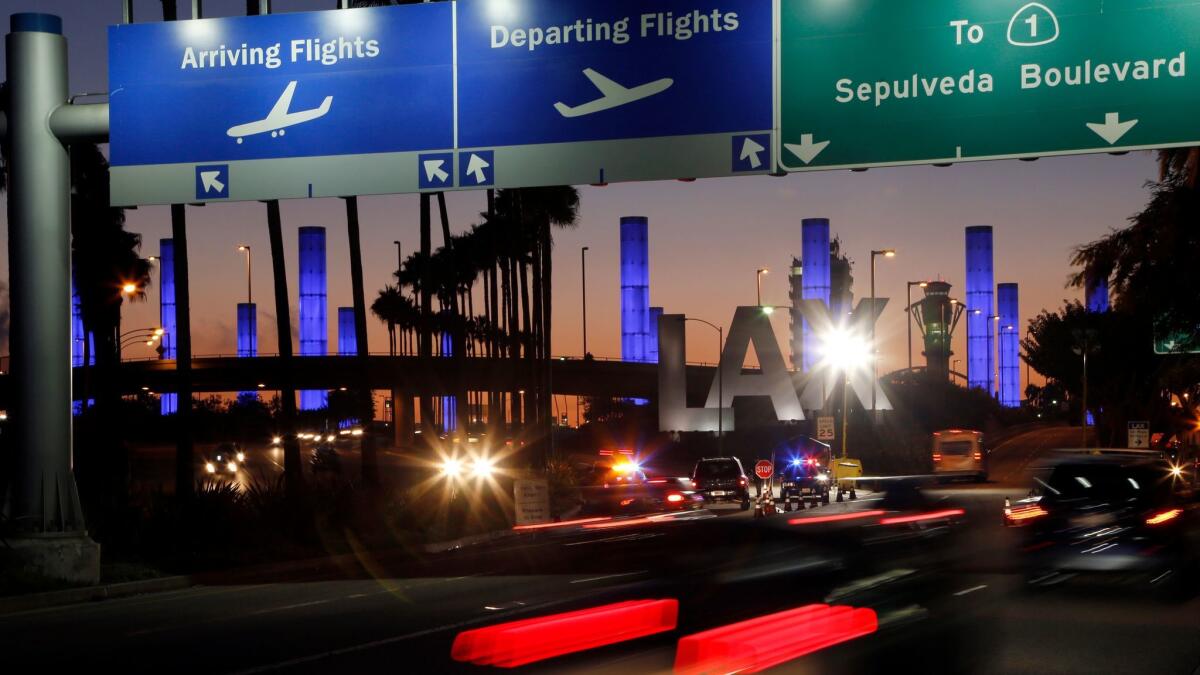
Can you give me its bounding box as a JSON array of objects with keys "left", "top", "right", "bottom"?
[{"left": 932, "top": 429, "right": 987, "bottom": 482}]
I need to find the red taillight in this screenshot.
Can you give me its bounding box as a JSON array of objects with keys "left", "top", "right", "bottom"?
[
  {"left": 1004, "top": 504, "right": 1047, "bottom": 523},
  {"left": 789, "top": 510, "right": 887, "bottom": 526},
  {"left": 452, "top": 599, "right": 678, "bottom": 667},
  {"left": 932, "top": 453, "right": 942, "bottom": 462},
  {"left": 738, "top": 477, "right": 747, "bottom": 486},
  {"left": 1146, "top": 508, "right": 1182, "bottom": 526},
  {"left": 666, "top": 493, "right": 684, "bottom": 503},
  {"left": 674, "top": 604, "right": 877, "bottom": 675},
  {"left": 513, "top": 516, "right": 613, "bottom": 531},
  {"left": 620, "top": 498, "right": 635, "bottom": 507},
  {"left": 879, "top": 509, "right": 965, "bottom": 525}
]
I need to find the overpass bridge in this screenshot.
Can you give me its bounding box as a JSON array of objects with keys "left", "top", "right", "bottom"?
[{"left": 0, "top": 355, "right": 731, "bottom": 406}]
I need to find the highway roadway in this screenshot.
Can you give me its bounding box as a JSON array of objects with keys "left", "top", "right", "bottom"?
[{"left": 3, "top": 426, "right": 1198, "bottom": 674}]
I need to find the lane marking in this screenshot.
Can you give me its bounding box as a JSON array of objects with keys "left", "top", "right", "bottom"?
[
  {"left": 569, "top": 571, "right": 646, "bottom": 584},
  {"left": 953, "top": 584, "right": 988, "bottom": 597}
]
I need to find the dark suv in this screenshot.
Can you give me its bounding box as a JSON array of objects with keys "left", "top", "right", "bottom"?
[{"left": 692, "top": 457, "right": 751, "bottom": 510}]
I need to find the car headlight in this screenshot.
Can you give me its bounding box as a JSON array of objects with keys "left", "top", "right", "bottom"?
[
  {"left": 226, "top": 461, "right": 238, "bottom": 472},
  {"left": 817, "top": 474, "right": 829, "bottom": 482},
  {"left": 205, "top": 462, "right": 216, "bottom": 474},
  {"left": 236, "top": 452, "right": 246, "bottom": 462}
]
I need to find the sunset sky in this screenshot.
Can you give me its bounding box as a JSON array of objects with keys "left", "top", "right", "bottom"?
[{"left": 0, "top": 1, "right": 1160, "bottom": 394}]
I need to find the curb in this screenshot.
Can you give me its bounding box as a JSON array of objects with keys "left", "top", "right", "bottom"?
[
  {"left": 0, "top": 535, "right": 507, "bottom": 616},
  {"left": 0, "top": 574, "right": 195, "bottom": 615}
]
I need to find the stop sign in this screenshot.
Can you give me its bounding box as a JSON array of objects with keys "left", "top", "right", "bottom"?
[{"left": 754, "top": 459, "right": 773, "bottom": 480}]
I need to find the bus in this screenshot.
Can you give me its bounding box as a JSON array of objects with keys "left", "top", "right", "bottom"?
[{"left": 931, "top": 429, "right": 988, "bottom": 482}]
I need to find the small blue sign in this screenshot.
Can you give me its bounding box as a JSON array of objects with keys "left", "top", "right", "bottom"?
[
  {"left": 456, "top": 0, "right": 772, "bottom": 148},
  {"left": 195, "top": 164, "right": 229, "bottom": 199},
  {"left": 731, "top": 134, "right": 770, "bottom": 172},
  {"left": 109, "top": 4, "right": 454, "bottom": 167},
  {"left": 458, "top": 150, "right": 494, "bottom": 187},
  {"left": 418, "top": 152, "right": 454, "bottom": 189}
]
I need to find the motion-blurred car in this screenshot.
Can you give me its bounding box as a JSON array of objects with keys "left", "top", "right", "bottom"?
[
  {"left": 691, "top": 457, "right": 751, "bottom": 510},
  {"left": 202, "top": 442, "right": 246, "bottom": 477},
  {"left": 1007, "top": 454, "right": 1199, "bottom": 594},
  {"left": 579, "top": 468, "right": 703, "bottom": 516},
  {"left": 779, "top": 456, "right": 831, "bottom": 509}
]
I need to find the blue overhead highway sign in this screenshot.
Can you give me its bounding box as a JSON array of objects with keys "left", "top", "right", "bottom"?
[{"left": 107, "top": 0, "right": 774, "bottom": 205}]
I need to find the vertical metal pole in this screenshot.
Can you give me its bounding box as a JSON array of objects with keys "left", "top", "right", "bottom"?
[
  {"left": 171, "top": 203, "right": 194, "bottom": 500},
  {"left": 840, "top": 370, "right": 849, "bottom": 459},
  {"left": 5, "top": 13, "right": 87, "bottom": 534},
  {"left": 191, "top": 0, "right": 203, "bottom": 20},
  {"left": 906, "top": 282, "right": 913, "bottom": 371},
  {"left": 344, "top": 196, "right": 377, "bottom": 486},
  {"left": 581, "top": 246, "right": 588, "bottom": 357},
  {"left": 870, "top": 255, "right": 876, "bottom": 413},
  {"left": 123, "top": 1, "right": 134, "bottom": 23},
  {"left": 717, "top": 326, "right": 723, "bottom": 455},
  {"left": 1081, "top": 348, "right": 1088, "bottom": 449}
]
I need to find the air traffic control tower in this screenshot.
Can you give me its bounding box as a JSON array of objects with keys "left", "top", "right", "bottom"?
[{"left": 911, "top": 280, "right": 964, "bottom": 380}]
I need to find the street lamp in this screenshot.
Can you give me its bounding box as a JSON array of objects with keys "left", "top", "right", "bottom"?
[
  {"left": 756, "top": 268, "right": 769, "bottom": 306},
  {"left": 118, "top": 327, "right": 163, "bottom": 359},
  {"left": 237, "top": 245, "right": 252, "bottom": 304},
  {"left": 869, "top": 249, "right": 896, "bottom": 414},
  {"left": 581, "top": 246, "right": 589, "bottom": 357},
  {"left": 818, "top": 327, "right": 872, "bottom": 459},
  {"left": 905, "top": 280, "right": 928, "bottom": 371},
  {"left": 685, "top": 317, "right": 725, "bottom": 453}
]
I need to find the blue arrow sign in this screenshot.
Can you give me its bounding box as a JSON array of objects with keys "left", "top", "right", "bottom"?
[
  {"left": 459, "top": 150, "right": 494, "bottom": 187},
  {"left": 108, "top": 4, "right": 453, "bottom": 167},
  {"left": 195, "top": 164, "right": 229, "bottom": 199},
  {"left": 418, "top": 152, "right": 454, "bottom": 189},
  {"left": 455, "top": 0, "right": 772, "bottom": 148}
]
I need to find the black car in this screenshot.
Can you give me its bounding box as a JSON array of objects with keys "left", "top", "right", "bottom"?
[
  {"left": 779, "top": 457, "right": 831, "bottom": 509},
  {"left": 692, "top": 457, "right": 751, "bottom": 510},
  {"left": 1008, "top": 456, "right": 1200, "bottom": 595}
]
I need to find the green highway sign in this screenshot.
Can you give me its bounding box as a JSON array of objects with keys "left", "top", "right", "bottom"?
[
  {"left": 1154, "top": 331, "right": 1200, "bottom": 355},
  {"left": 778, "top": 0, "right": 1200, "bottom": 171}
]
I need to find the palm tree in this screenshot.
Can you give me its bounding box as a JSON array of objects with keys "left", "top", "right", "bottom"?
[
  {"left": 69, "top": 143, "right": 152, "bottom": 507},
  {"left": 1159, "top": 148, "right": 1199, "bottom": 188},
  {"left": 371, "top": 285, "right": 406, "bottom": 356}
]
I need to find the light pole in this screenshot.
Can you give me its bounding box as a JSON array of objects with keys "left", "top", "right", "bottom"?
[
  {"left": 237, "top": 245, "right": 251, "bottom": 304},
  {"left": 581, "top": 246, "right": 589, "bottom": 357},
  {"left": 952, "top": 359, "right": 962, "bottom": 382},
  {"left": 869, "top": 249, "right": 895, "bottom": 414},
  {"left": 966, "top": 308, "right": 981, "bottom": 387},
  {"left": 119, "top": 327, "right": 163, "bottom": 360},
  {"left": 685, "top": 318, "right": 724, "bottom": 453},
  {"left": 393, "top": 240, "right": 402, "bottom": 279},
  {"left": 756, "top": 268, "right": 769, "bottom": 306},
  {"left": 1072, "top": 329, "right": 1098, "bottom": 449},
  {"left": 988, "top": 314, "right": 1000, "bottom": 399},
  {"left": 905, "top": 280, "right": 927, "bottom": 371}
]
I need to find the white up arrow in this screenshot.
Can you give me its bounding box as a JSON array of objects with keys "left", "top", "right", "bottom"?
[
  {"left": 739, "top": 136, "right": 765, "bottom": 169},
  {"left": 1086, "top": 112, "right": 1138, "bottom": 145},
  {"left": 199, "top": 170, "right": 225, "bottom": 193},
  {"left": 423, "top": 159, "right": 449, "bottom": 184},
  {"left": 465, "top": 153, "right": 490, "bottom": 184},
  {"left": 783, "top": 134, "right": 830, "bottom": 165}
]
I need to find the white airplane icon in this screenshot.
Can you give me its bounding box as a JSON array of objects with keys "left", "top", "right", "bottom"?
[
  {"left": 554, "top": 68, "right": 673, "bottom": 118},
  {"left": 227, "top": 81, "right": 332, "bottom": 144}
]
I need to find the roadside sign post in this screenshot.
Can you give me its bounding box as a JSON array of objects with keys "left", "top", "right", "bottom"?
[
  {"left": 1127, "top": 421, "right": 1149, "bottom": 449},
  {"left": 779, "top": 0, "right": 1200, "bottom": 172},
  {"left": 816, "top": 416, "right": 835, "bottom": 442}
]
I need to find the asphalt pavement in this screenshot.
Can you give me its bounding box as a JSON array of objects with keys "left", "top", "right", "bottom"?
[{"left": 3, "top": 425, "right": 1198, "bottom": 674}]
